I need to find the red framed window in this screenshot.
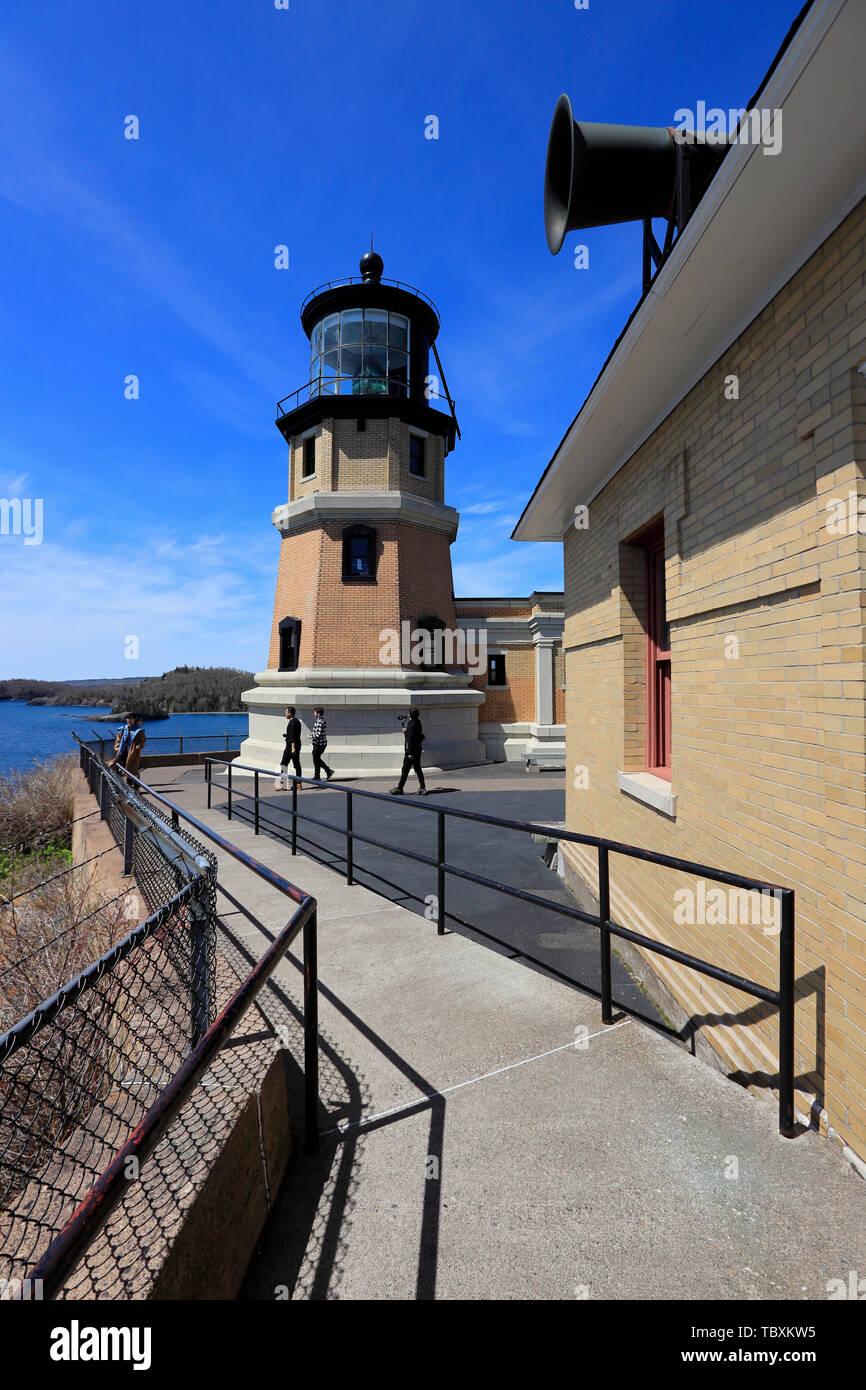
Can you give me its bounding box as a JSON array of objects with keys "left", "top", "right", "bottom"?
[{"left": 641, "top": 521, "right": 671, "bottom": 779}]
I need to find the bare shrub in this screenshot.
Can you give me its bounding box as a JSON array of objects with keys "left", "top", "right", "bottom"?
[{"left": 0, "top": 755, "right": 77, "bottom": 856}]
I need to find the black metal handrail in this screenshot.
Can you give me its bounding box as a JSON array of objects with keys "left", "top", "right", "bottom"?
[
  {"left": 276, "top": 374, "right": 455, "bottom": 419},
  {"left": 17, "top": 743, "right": 321, "bottom": 1299},
  {"left": 81, "top": 733, "right": 244, "bottom": 770},
  {"left": 205, "top": 756, "right": 796, "bottom": 1138},
  {"left": 300, "top": 275, "right": 441, "bottom": 319}
]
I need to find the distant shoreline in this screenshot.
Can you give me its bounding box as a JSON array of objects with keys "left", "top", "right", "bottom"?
[{"left": 81, "top": 709, "right": 247, "bottom": 722}]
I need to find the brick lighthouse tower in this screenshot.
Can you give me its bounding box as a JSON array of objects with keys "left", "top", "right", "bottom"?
[{"left": 239, "top": 250, "right": 486, "bottom": 776}]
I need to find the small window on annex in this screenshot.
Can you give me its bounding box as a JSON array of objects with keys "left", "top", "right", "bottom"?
[{"left": 487, "top": 654, "right": 506, "bottom": 687}]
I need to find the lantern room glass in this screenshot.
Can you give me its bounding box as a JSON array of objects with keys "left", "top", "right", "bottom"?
[{"left": 309, "top": 310, "right": 411, "bottom": 398}]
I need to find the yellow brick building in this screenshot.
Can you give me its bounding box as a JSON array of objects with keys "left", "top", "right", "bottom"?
[{"left": 515, "top": 0, "right": 866, "bottom": 1160}]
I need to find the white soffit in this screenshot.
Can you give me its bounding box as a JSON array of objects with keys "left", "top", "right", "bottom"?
[{"left": 514, "top": 0, "right": 864, "bottom": 542}]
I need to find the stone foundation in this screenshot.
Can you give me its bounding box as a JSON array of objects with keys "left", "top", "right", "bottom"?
[{"left": 239, "top": 668, "right": 487, "bottom": 778}]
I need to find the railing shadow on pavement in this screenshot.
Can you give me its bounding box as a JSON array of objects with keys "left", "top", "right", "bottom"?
[{"left": 205, "top": 756, "right": 800, "bottom": 1141}]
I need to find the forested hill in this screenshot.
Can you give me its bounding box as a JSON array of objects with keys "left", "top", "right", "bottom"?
[{"left": 0, "top": 667, "right": 254, "bottom": 715}]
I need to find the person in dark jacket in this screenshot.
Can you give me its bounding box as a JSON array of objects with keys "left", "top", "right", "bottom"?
[
  {"left": 276, "top": 706, "right": 303, "bottom": 791},
  {"left": 310, "top": 706, "right": 334, "bottom": 783},
  {"left": 390, "top": 707, "right": 427, "bottom": 795}
]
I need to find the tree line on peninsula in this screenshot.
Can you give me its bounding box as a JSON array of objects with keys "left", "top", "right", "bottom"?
[{"left": 0, "top": 667, "right": 254, "bottom": 717}]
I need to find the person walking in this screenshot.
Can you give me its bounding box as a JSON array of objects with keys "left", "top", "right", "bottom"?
[
  {"left": 310, "top": 706, "right": 335, "bottom": 784},
  {"left": 110, "top": 712, "right": 146, "bottom": 786},
  {"left": 276, "top": 706, "right": 303, "bottom": 791},
  {"left": 390, "top": 707, "right": 427, "bottom": 795}
]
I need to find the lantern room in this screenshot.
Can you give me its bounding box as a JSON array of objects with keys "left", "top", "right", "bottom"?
[{"left": 276, "top": 250, "right": 459, "bottom": 452}]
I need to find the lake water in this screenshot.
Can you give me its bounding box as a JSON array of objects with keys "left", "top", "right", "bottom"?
[{"left": 0, "top": 702, "right": 249, "bottom": 775}]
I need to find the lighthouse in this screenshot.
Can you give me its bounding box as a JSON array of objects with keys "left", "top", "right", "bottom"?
[{"left": 239, "top": 250, "right": 488, "bottom": 777}]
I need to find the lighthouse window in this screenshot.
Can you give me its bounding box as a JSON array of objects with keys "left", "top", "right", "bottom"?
[
  {"left": 302, "top": 436, "right": 316, "bottom": 478},
  {"left": 409, "top": 434, "right": 426, "bottom": 477},
  {"left": 342, "top": 524, "right": 377, "bottom": 581},
  {"left": 389, "top": 314, "right": 409, "bottom": 351},
  {"left": 341, "top": 309, "right": 363, "bottom": 344},
  {"left": 365, "top": 309, "right": 388, "bottom": 345}
]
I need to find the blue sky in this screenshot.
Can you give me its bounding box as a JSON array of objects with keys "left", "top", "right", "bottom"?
[{"left": 0, "top": 0, "right": 803, "bottom": 679}]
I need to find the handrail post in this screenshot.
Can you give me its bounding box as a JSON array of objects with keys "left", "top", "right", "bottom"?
[
  {"left": 179, "top": 735, "right": 183, "bottom": 757},
  {"left": 291, "top": 778, "right": 298, "bottom": 855},
  {"left": 254, "top": 770, "right": 260, "bottom": 835},
  {"left": 206, "top": 759, "right": 212, "bottom": 809},
  {"left": 303, "top": 907, "right": 320, "bottom": 1153},
  {"left": 190, "top": 891, "right": 210, "bottom": 1049},
  {"left": 346, "top": 790, "right": 353, "bottom": 885},
  {"left": 225, "top": 732, "right": 229, "bottom": 755},
  {"left": 122, "top": 815, "right": 134, "bottom": 877},
  {"left": 171, "top": 809, "right": 179, "bottom": 830},
  {"left": 779, "top": 890, "right": 796, "bottom": 1137},
  {"left": 598, "top": 845, "right": 613, "bottom": 1024},
  {"left": 227, "top": 761, "right": 233, "bottom": 821},
  {"left": 437, "top": 811, "right": 446, "bottom": 936}
]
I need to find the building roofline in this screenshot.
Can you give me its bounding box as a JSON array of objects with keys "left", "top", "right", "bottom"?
[{"left": 512, "top": 0, "right": 861, "bottom": 543}]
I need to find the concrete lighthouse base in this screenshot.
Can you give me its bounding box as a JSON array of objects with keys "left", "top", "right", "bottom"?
[{"left": 237, "top": 668, "right": 487, "bottom": 779}]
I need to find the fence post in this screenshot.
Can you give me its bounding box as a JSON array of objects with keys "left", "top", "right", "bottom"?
[
  {"left": 303, "top": 907, "right": 319, "bottom": 1153},
  {"left": 779, "top": 890, "right": 796, "bottom": 1137},
  {"left": 123, "top": 815, "right": 134, "bottom": 876},
  {"left": 598, "top": 845, "right": 613, "bottom": 1025},
  {"left": 437, "top": 812, "right": 446, "bottom": 936},
  {"left": 206, "top": 759, "right": 212, "bottom": 809},
  {"left": 225, "top": 732, "right": 229, "bottom": 755},
  {"left": 172, "top": 810, "right": 179, "bottom": 830},
  {"left": 189, "top": 889, "right": 210, "bottom": 1048},
  {"left": 179, "top": 735, "right": 183, "bottom": 757},
  {"left": 346, "top": 790, "right": 353, "bottom": 885},
  {"left": 99, "top": 772, "right": 108, "bottom": 822},
  {"left": 291, "top": 778, "right": 298, "bottom": 855},
  {"left": 254, "top": 771, "right": 260, "bottom": 835},
  {"left": 227, "top": 761, "right": 233, "bottom": 821}
]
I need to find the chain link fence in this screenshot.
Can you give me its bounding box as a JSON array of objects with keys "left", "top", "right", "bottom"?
[{"left": 0, "top": 750, "right": 219, "bottom": 1295}]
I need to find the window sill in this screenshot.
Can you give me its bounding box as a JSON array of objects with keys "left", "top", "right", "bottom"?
[
  {"left": 301, "top": 473, "right": 317, "bottom": 482},
  {"left": 617, "top": 770, "right": 677, "bottom": 819},
  {"left": 485, "top": 685, "right": 509, "bottom": 692},
  {"left": 341, "top": 575, "right": 376, "bottom": 584}
]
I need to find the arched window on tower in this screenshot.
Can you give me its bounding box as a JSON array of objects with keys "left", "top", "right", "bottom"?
[
  {"left": 278, "top": 617, "right": 302, "bottom": 672},
  {"left": 342, "top": 524, "right": 377, "bottom": 582},
  {"left": 416, "top": 614, "right": 447, "bottom": 669}
]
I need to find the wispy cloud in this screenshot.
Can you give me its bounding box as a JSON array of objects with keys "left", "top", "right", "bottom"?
[{"left": 0, "top": 528, "right": 273, "bottom": 679}]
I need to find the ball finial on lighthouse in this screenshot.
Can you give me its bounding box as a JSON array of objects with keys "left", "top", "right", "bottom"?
[{"left": 359, "top": 249, "right": 384, "bottom": 283}]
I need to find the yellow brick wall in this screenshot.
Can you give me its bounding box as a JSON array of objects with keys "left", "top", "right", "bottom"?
[
  {"left": 560, "top": 196, "right": 866, "bottom": 1157},
  {"left": 288, "top": 418, "right": 445, "bottom": 501},
  {"left": 471, "top": 645, "right": 536, "bottom": 723}
]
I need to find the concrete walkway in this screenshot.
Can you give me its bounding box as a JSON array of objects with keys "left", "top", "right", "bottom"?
[{"left": 142, "top": 766, "right": 866, "bottom": 1301}]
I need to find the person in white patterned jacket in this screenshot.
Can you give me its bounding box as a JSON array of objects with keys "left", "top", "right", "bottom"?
[{"left": 310, "top": 706, "right": 335, "bottom": 784}]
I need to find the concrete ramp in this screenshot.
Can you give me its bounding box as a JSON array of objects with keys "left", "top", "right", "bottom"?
[{"left": 178, "top": 791, "right": 866, "bottom": 1301}]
